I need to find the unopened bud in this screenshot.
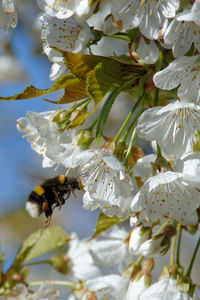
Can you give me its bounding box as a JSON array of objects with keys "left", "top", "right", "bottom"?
[
  {"left": 72, "top": 129, "right": 93, "bottom": 150},
  {"left": 50, "top": 255, "right": 72, "bottom": 274},
  {"left": 129, "top": 226, "right": 152, "bottom": 254}
]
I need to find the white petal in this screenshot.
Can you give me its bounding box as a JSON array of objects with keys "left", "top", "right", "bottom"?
[
  {"left": 130, "top": 171, "right": 200, "bottom": 226},
  {"left": 153, "top": 55, "right": 200, "bottom": 103},
  {"left": 86, "top": 274, "right": 128, "bottom": 300},
  {"left": 137, "top": 101, "right": 200, "bottom": 156},
  {"left": 37, "top": 0, "right": 78, "bottom": 19},
  {"left": 137, "top": 37, "right": 159, "bottom": 64}
]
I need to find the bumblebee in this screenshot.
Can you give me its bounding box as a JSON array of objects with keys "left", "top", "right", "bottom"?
[{"left": 26, "top": 175, "right": 81, "bottom": 224}]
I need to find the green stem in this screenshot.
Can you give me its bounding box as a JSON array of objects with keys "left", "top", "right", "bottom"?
[
  {"left": 121, "top": 107, "right": 145, "bottom": 143},
  {"left": 176, "top": 224, "right": 182, "bottom": 266},
  {"left": 185, "top": 236, "right": 200, "bottom": 277},
  {"left": 170, "top": 233, "right": 177, "bottom": 266},
  {"left": 156, "top": 220, "right": 172, "bottom": 235},
  {"left": 154, "top": 88, "right": 159, "bottom": 106},
  {"left": 115, "top": 93, "right": 144, "bottom": 142},
  {"left": 22, "top": 260, "right": 51, "bottom": 267},
  {"left": 103, "top": 33, "right": 130, "bottom": 41},
  {"left": 124, "top": 128, "right": 136, "bottom": 167},
  {"left": 135, "top": 255, "right": 144, "bottom": 267},
  {"left": 71, "top": 97, "right": 91, "bottom": 112},
  {"left": 29, "top": 280, "right": 76, "bottom": 288}
]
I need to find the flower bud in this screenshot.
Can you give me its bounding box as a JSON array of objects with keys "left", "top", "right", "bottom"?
[
  {"left": 138, "top": 225, "right": 176, "bottom": 257},
  {"left": 129, "top": 226, "right": 152, "bottom": 254},
  {"left": 50, "top": 255, "right": 72, "bottom": 274},
  {"left": 72, "top": 129, "right": 94, "bottom": 150}
]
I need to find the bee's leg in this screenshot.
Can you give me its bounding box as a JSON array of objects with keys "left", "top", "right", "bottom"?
[
  {"left": 70, "top": 189, "right": 77, "bottom": 197},
  {"left": 52, "top": 188, "right": 63, "bottom": 209},
  {"left": 45, "top": 215, "right": 52, "bottom": 228}
]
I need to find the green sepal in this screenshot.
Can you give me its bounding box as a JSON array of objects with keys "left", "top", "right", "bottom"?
[
  {"left": 15, "top": 226, "right": 70, "bottom": 264},
  {"left": 90, "top": 211, "right": 128, "bottom": 240},
  {"left": 126, "top": 28, "right": 139, "bottom": 42}
]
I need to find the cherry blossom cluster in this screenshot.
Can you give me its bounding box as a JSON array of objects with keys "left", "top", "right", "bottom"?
[{"left": 2, "top": 0, "right": 200, "bottom": 299}]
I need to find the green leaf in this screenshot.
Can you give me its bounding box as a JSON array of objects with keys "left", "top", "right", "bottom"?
[
  {"left": 0, "top": 75, "right": 83, "bottom": 102},
  {"left": 96, "top": 87, "right": 121, "bottom": 144},
  {"left": 59, "top": 50, "right": 103, "bottom": 80},
  {"left": 90, "top": 211, "right": 128, "bottom": 240},
  {"left": 86, "top": 60, "right": 120, "bottom": 104},
  {"left": 54, "top": 78, "right": 87, "bottom": 104},
  {"left": 15, "top": 226, "right": 70, "bottom": 264}
]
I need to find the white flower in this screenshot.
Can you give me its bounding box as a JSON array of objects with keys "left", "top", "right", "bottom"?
[
  {"left": 181, "top": 0, "right": 200, "bottom": 27},
  {"left": 16, "top": 110, "right": 76, "bottom": 168},
  {"left": 79, "top": 149, "right": 137, "bottom": 217},
  {"left": 137, "top": 101, "right": 200, "bottom": 156},
  {"left": 153, "top": 55, "right": 200, "bottom": 103},
  {"left": 4, "top": 283, "right": 59, "bottom": 300},
  {"left": 130, "top": 171, "right": 200, "bottom": 226},
  {"left": 140, "top": 278, "right": 200, "bottom": 300},
  {"left": 90, "top": 225, "right": 136, "bottom": 271},
  {"left": 136, "top": 37, "right": 159, "bottom": 64},
  {"left": 36, "top": 0, "right": 78, "bottom": 19},
  {"left": 86, "top": 274, "right": 129, "bottom": 300},
  {"left": 133, "top": 154, "right": 156, "bottom": 184},
  {"left": 174, "top": 152, "right": 200, "bottom": 178},
  {"left": 129, "top": 226, "right": 152, "bottom": 254},
  {"left": 43, "top": 44, "right": 66, "bottom": 81},
  {"left": 111, "top": 0, "right": 179, "bottom": 39},
  {"left": 124, "top": 275, "right": 150, "bottom": 300},
  {"left": 0, "top": 54, "right": 25, "bottom": 82},
  {"left": 164, "top": 10, "right": 200, "bottom": 57},
  {"left": 87, "top": 1, "right": 113, "bottom": 32},
  {"left": 41, "top": 14, "right": 92, "bottom": 54},
  {"left": 75, "top": 0, "right": 98, "bottom": 22},
  {"left": 65, "top": 233, "right": 101, "bottom": 281},
  {"left": 0, "top": 0, "right": 17, "bottom": 31}
]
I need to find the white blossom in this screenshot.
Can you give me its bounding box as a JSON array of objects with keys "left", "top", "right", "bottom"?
[
  {"left": 90, "top": 225, "right": 136, "bottom": 271},
  {"left": 16, "top": 110, "right": 76, "bottom": 168},
  {"left": 130, "top": 171, "right": 200, "bottom": 226},
  {"left": 174, "top": 152, "right": 200, "bottom": 178},
  {"left": 140, "top": 278, "right": 200, "bottom": 300},
  {"left": 137, "top": 101, "right": 200, "bottom": 156},
  {"left": 111, "top": 0, "right": 179, "bottom": 39},
  {"left": 36, "top": 0, "right": 78, "bottom": 19},
  {"left": 2, "top": 283, "right": 59, "bottom": 300},
  {"left": 75, "top": 0, "right": 98, "bottom": 22},
  {"left": 180, "top": 0, "right": 200, "bottom": 27},
  {"left": 79, "top": 149, "right": 137, "bottom": 217},
  {"left": 136, "top": 37, "right": 159, "bottom": 64},
  {"left": 86, "top": 274, "right": 129, "bottom": 300},
  {"left": 65, "top": 233, "right": 101, "bottom": 281},
  {"left": 43, "top": 44, "right": 66, "bottom": 81},
  {"left": 41, "top": 14, "right": 92, "bottom": 54},
  {"left": 153, "top": 55, "right": 200, "bottom": 103},
  {"left": 0, "top": 0, "right": 17, "bottom": 30},
  {"left": 164, "top": 9, "right": 200, "bottom": 57},
  {"left": 133, "top": 154, "right": 156, "bottom": 184},
  {"left": 124, "top": 275, "right": 150, "bottom": 300}
]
